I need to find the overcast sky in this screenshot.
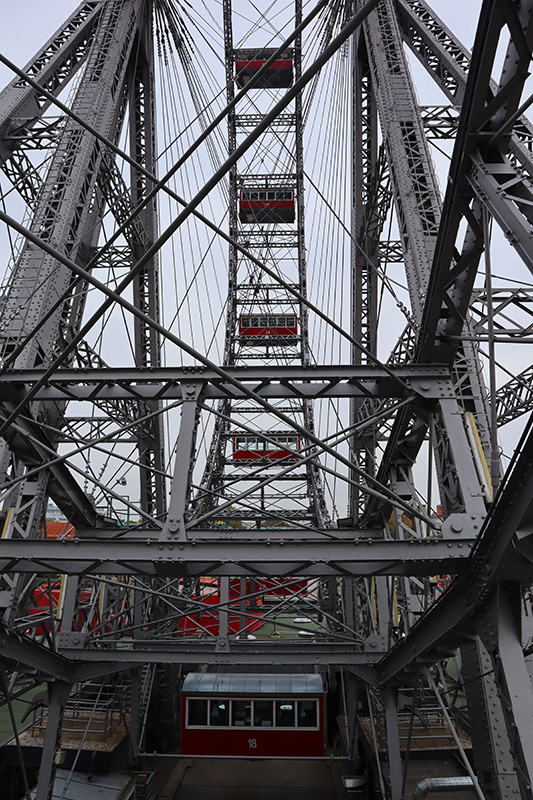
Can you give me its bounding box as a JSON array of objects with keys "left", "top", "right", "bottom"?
[{"left": 0, "top": 1, "right": 482, "bottom": 89}]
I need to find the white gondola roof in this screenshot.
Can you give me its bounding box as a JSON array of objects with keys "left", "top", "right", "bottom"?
[{"left": 182, "top": 672, "right": 323, "bottom": 695}]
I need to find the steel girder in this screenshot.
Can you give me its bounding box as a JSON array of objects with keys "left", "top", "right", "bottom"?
[
  {"left": 0, "top": 0, "right": 165, "bottom": 522},
  {"left": 0, "top": 364, "right": 451, "bottom": 400},
  {"left": 412, "top": 0, "right": 533, "bottom": 362},
  {"left": 126, "top": 7, "right": 166, "bottom": 518},
  {"left": 0, "top": 622, "right": 136, "bottom": 682},
  {"left": 350, "top": 27, "right": 384, "bottom": 520},
  {"left": 0, "top": 535, "right": 476, "bottom": 577},
  {"left": 397, "top": 0, "right": 533, "bottom": 431},
  {"left": 360, "top": 0, "right": 488, "bottom": 513},
  {"left": 363, "top": 0, "right": 441, "bottom": 317},
  {"left": 0, "top": 1, "right": 102, "bottom": 164},
  {"left": 497, "top": 363, "right": 533, "bottom": 424},
  {"left": 2, "top": 0, "right": 533, "bottom": 796},
  {"left": 356, "top": 2, "right": 533, "bottom": 795},
  {"left": 56, "top": 643, "right": 385, "bottom": 669},
  {"left": 397, "top": 0, "right": 533, "bottom": 171},
  {"left": 0, "top": 0, "right": 144, "bottom": 524},
  {"left": 360, "top": 0, "right": 490, "bottom": 527}
]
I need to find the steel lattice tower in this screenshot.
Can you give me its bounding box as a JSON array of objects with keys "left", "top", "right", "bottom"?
[{"left": 1, "top": 1, "right": 533, "bottom": 799}]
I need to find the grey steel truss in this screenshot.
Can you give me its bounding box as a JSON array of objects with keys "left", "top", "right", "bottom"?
[{"left": 2, "top": 1, "right": 533, "bottom": 799}]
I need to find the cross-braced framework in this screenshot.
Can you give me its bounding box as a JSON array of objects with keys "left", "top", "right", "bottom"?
[{"left": 1, "top": 0, "right": 533, "bottom": 798}]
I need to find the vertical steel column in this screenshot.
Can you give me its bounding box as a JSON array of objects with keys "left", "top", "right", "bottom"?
[
  {"left": 359, "top": 0, "right": 488, "bottom": 527},
  {"left": 128, "top": 0, "right": 166, "bottom": 518},
  {"left": 201, "top": 0, "right": 239, "bottom": 600},
  {"left": 213, "top": 0, "right": 328, "bottom": 533},
  {"left": 128, "top": 668, "right": 141, "bottom": 763},
  {"left": 350, "top": 24, "right": 378, "bottom": 521},
  {"left": 160, "top": 388, "right": 201, "bottom": 542},
  {"left": 462, "top": 634, "right": 521, "bottom": 799},
  {"left": 491, "top": 588, "right": 533, "bottom": 798},
  {"left": 361, "top": 0, "right": 440, "bottom": 319},
  {"left": 383, "top": 685, "right": 402, "bottom": 800},
  {"left": 199, "top": 0, "right": 238, "bottom": 510},
  {"left": 217, "top": 577, "right": 231, "bottom": 653},
  {"left": 223, "top": 0, "right": 238, "bottom": 370},
  {"left": 295, "top": 0, "right": 329, "bottom": 528},
  {"left": 34, "top": 681, "right": 71, "bottom": 800}
]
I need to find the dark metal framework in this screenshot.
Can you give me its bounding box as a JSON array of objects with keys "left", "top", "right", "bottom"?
[{"left": 1, "top": 0, "right": 533, "bottom": 798}]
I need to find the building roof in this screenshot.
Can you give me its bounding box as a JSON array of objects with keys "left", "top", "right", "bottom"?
[{"left": 30, "top": 770, "right": 134, "bottom": 800}]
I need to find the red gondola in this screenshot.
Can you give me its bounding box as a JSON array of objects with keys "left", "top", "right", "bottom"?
[
  {"left": 235, "top": 49, "right": 293, "bottom": 89},
  {"left": 181, "top": 672, "right": 324, "bottom": 757},
  {"left": 232, "top": 434, "right": 300, "bottom": 463},
  {"left": 29, "top": 582, "right": 62, "bottom": 635},
  {"left": 239, "top": 313, "right": 298, "bottom": 339},
  {"left": 178, "top": 579, "right": 265, "bottom": 637},
  {"left": 239, "top": 189, "right": 295, "bottom": 224}
]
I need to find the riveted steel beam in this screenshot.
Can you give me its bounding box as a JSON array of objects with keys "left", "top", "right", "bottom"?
[
  {"left": 57, "top": 642, "right": 384, "bottom": 668},
  {"left": 0, "top": 535, "right": 476, "bottom": 577},
  {"left": 0, "top": 623, "right": 141, "bottom": 681},
  {"left": 0, "top": 364, "right": 451, "bottom": 402}
]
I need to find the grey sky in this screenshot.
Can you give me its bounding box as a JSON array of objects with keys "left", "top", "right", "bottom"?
[{"left": 0, "top": 1, "right": 482, "bottom": 89}]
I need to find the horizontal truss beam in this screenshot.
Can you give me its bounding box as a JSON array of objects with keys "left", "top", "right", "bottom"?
[
  {"left": 0, "top": 535, "right": 476, "bottom": 577},
  {"left": 0, "top": 365, "right": 452, "bottom": 402},
  {"left": 56, "top": 643, "right": 384, "bottom": 668},
  {"left": 0, "top": 624, "right": 138, "bottom": 682}
]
